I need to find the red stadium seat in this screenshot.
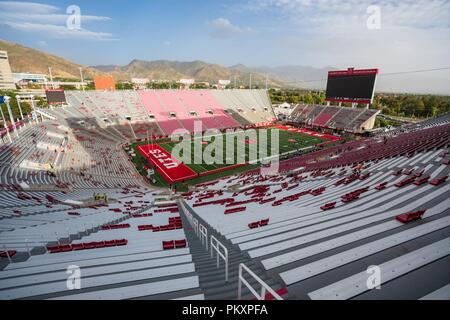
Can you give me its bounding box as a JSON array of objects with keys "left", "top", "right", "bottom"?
[
  {"left": 415, "top": 169, "right": 425, "bottom": 177},
  {"left": 138, "top": 225, "right": 153, "bottom": 231},
  {"left": 395, "top": 177, "right": 415, "bottom": 187},
  {"left": 95, "top": 241, "right": 106, "bottom": 248},
  {"left": 396, "top": 210, "right": 426, "bottom": 223},
  {"left": 248, "top": 222, "right": 259, "bottom": 229},
  {"left": 403, "top": 168, "right": 413, "bottom": 175},
  {"left": 0, "top": 250, "right": 17, "bottom": 258},
  {"left": 260, "top": 219, "right": 270, "bottom": 227},
  {"left": 71, "top": 244, "right": 84, "bottom": 251},
  {"left": 105, "top": 240, "right": 116, "bottom": 247},
  {"left": 47, "top": 245, "right": 61, "bottom": 254},
  {"left": 224, "top": 207, "right": 246, "bottom": 215},
  {"left": 320, "top": 202, "right": 336, "bottom": 211},
  {"left": 115, "top": 239, "right": 128, "bottom": 246},
  {"left": 175, "top": 240, "right": 187, "bottom": 248},
  {"left": 414, "top": 176, "right": 430, "bottom": 186},
  {"left": 429, "top": 175, "right": 448, "bottom": 186},
  {"left": 84, "top": 242, "right": 97, "bottom": 249},
  {"left": 163, "top": 240, "right": 175, "bottom": 250}
]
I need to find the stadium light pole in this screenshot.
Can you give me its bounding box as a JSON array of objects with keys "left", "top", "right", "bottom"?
[
  {"left": 30, "top": 95, "right": 39, "bottom": 124},
  {"left": 0, "top": 100, "right": 12, "bottom": 143},
  {"left": 79, "top": 67, "right": 85, "bottom": 91},
  {"left": 4, "top": 96, "right": 18, "bottom": 138},
  {"left": 48, "top": 67, "right": 55, "bottom": 89},
  {"left": 15, "top": 96, "right": 25, "bottom": 121}
]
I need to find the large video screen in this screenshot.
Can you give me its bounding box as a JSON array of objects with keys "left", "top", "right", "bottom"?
[
  {"left": 325, "top": 69, "right": 378, "bottom": 104},
  {"left": 46, "top": 89, "right": 67, "bottom": 104}
]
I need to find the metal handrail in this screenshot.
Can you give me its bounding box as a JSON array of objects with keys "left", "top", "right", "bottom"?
[
  {"left": 210, "top": 235, "right": 229, "bottom": 283},
  {"left": 199, "top": 223, "right": 208, "bottom": 250},
  {"left": 192, "top": 217, "right": 199, "bottom": 236},
  {"left": 238, "top": 263, "right": 283, "bottom": 300}
]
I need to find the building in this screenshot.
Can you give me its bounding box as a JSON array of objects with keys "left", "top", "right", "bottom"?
[
  {"left": 94, "top": 75, "right": 116, "bottom": 91},
  {"left": 273, "top": 102, "right": 296, "bottom": 121},
  {"left": 0, "top": 51, "right": 16, "bottom": 90},
  {"left": 131, "top": 78, "right": 150, "bottom": 89},
  {"left": 13, "top": 73, "right": 47, "bottom": 88}
]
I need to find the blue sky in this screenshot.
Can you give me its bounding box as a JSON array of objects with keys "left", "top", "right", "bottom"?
[{"left": 1, "top": 0, "right": 450, "bottom": 93}]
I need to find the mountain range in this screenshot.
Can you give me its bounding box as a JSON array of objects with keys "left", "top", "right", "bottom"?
[
  {"left": 0, "top": 39, "right": 331, "bottom": 89},
  {"left": 3, "top": 39, "right": 447, "bottom": 95}
]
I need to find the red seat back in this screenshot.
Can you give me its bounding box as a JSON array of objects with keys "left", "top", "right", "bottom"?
[{"left": 175, "top": 240, "right": 187, "bottom": 248}]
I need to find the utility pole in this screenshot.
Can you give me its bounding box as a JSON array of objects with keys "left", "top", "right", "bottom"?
[
  {"left": 16, "top": 96, "right": 24, "bottom": 120},
  {"left": 0, "top": 98, "right": 12, "bottom": 143},
  {"left": 79, "top": 67, "right": 85, "bottom": 91},
  {"left": 48, "top": 67, "right": 55, "bottom": 89},
  {"left": 30, "top": 95, "right": 39, "bottom": 124},
  {"left": 4, "top": 96, "right": 18, "bottom": 138}
]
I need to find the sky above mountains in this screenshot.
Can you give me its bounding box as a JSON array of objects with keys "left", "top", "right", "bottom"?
[{"left": 0, "top": 0, "right": 449, "bottom": 94}]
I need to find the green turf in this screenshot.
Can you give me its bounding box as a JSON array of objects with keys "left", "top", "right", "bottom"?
[
  {"left": 157, "top": 128, "right": 325, "bottom": 174},
  {"left": 128, "top": 127, "right": 330, "bottom": 187}
]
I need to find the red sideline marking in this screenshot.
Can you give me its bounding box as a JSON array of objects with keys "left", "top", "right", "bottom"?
[
  {"left": 198, "top": 163, "right": 246, "bottom": 177},
  {"left": 137, "top": 144, "right": 197, "bottom": 184}
]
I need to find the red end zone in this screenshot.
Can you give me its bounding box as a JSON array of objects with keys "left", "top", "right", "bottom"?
[{"left": 137, "top": 144, "right": 197, "bottom": 184}]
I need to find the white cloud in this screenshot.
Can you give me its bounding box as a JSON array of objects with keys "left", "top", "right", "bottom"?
[
  {"left": 2, "top": 12, "right": 111, "bottom": 24},
  {"left": 241, "top": 0, "right": 450, "bottom": 93},
  {"left": 0, "top": 1, "right": 116, "bottom": 40},
  {"left": 4, "top": 22, "right": 117, "bottom": 41},
  {"left": 0, "top": 1, "right": 58, "bottom": 14},
  {"left": 249, "top": 0, "right": 450, "bottom": 30},
  {"left": 208, "top": 18, "right": 252, "bottom": 39}
]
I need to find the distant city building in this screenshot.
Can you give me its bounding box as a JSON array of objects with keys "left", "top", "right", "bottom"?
[
  {"left": 13, "top": 73, "right": 47, "bottom": 87},
  {"left": 180, "top": 79, "right": 195, "bottom": 89},
  {"left": 217, "top": 79, "right": 231, "bottom": 90},
  {"left": 274, "top": 102, "right": 295, "bottom": 120},
  {"left": 131, "top": 78, "right": 150, "bottom": 89},
  {"left": 0, "top": 50, "right": 16, "bottom": 90}
]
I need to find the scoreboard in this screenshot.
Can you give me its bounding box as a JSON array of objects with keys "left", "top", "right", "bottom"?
[{"left": 325, "top": 68, "right": 378, "bottom": 104}]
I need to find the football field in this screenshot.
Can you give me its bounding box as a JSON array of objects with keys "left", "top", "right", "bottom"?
[{"left": 133, "top": 127, "right": 338, "bottom": 185}]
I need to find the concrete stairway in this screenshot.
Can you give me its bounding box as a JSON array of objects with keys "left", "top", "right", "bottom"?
[{"left": 179, "top": 202, "right": 290, "bottom": 300}]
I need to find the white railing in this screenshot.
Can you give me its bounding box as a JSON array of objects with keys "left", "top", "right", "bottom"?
[
  {"left": 179, "top": 200, "right": 206, "bottom": 250},
  {"left": 180, "top": 200, "right": 227, "bottom": 280},
  {"left": 192, "top": 217, "right": 199, "bottom": 236},
  {"left": 210, "top": 235, "right": 229, "bottom": 283},
  {"left": 237, "top": 263, "right": 283, "bottom": 300},
  {"left": 199, "top": 223, "right": 208, "bottom": 250}
]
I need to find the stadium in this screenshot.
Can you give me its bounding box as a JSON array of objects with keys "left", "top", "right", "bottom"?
[
  {"left": 1, "top": 64, "right": 449, "bottom": 301},
  {"left": 0, "top": 0, "right": 449, "bottom": 305}
]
